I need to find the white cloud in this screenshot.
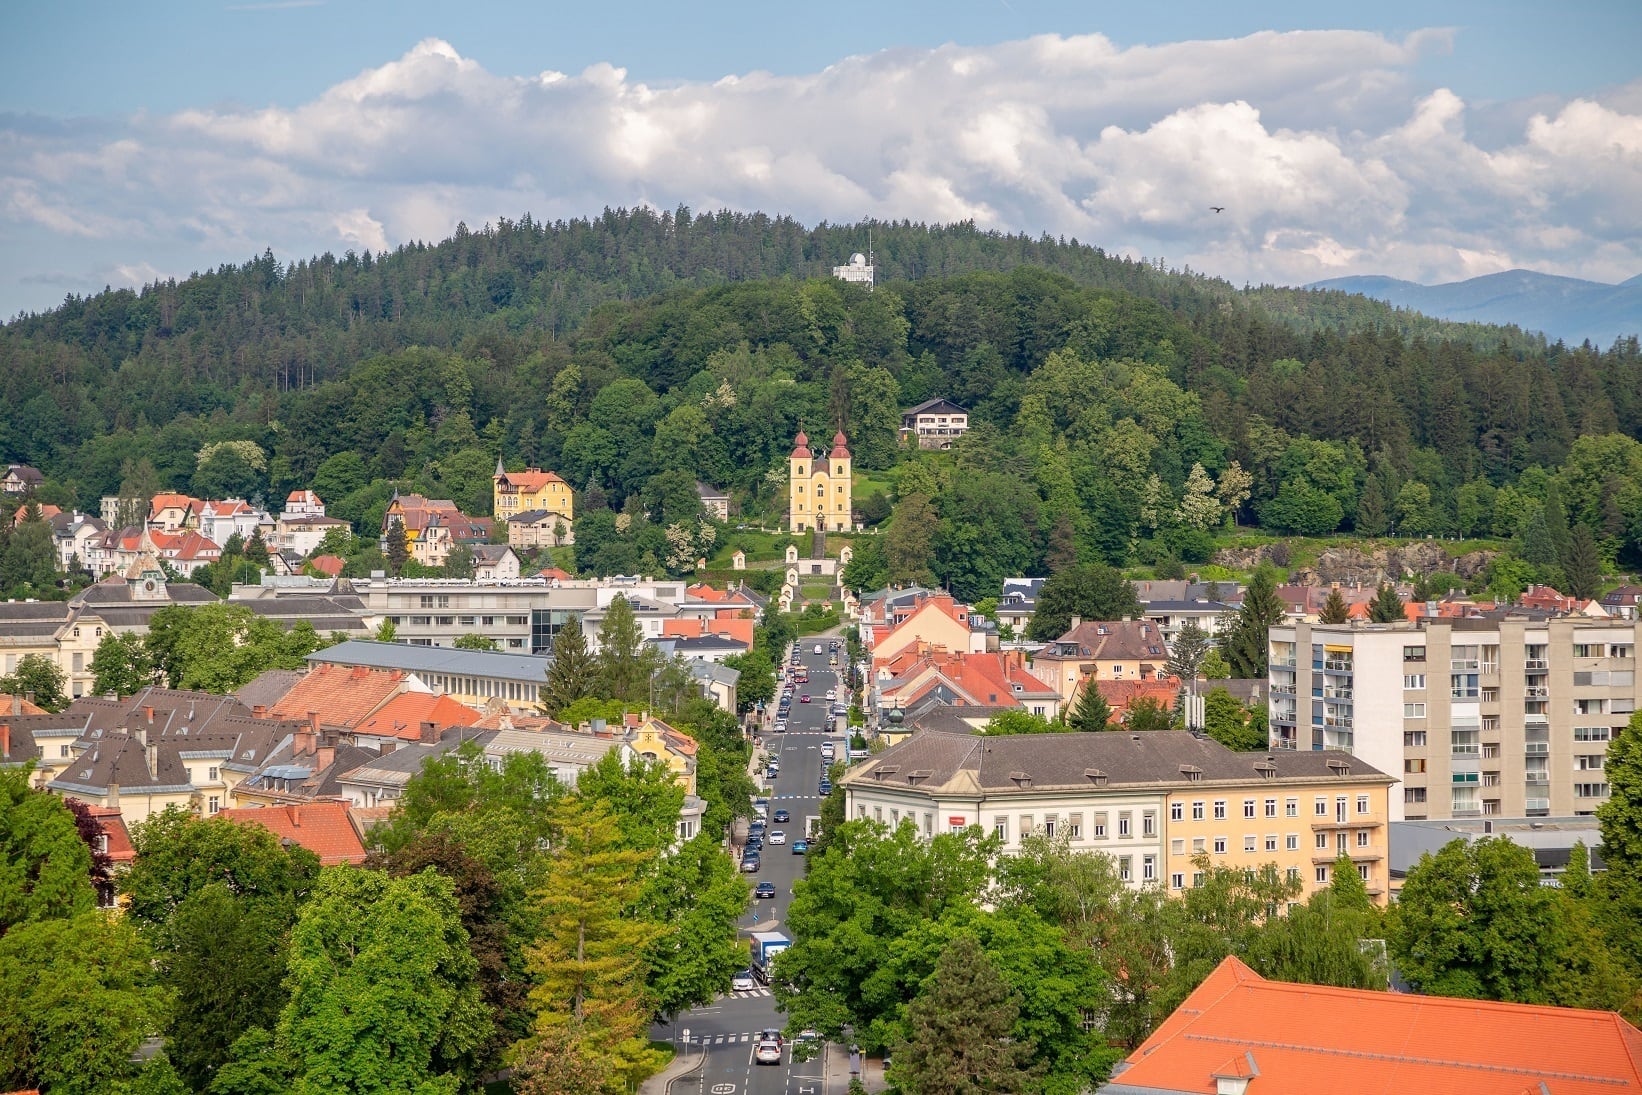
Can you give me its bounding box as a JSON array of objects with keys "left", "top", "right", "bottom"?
[{"left": 3, "top": 27, "right": 1640, "bottom": 314}]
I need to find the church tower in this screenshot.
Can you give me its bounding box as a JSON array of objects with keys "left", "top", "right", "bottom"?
[{"left": 787, "top": 429, "right": 852, "bottom": 532}]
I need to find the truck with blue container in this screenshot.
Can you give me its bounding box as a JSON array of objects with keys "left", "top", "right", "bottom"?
[{"left": 749, "top": 929, "right": 791, "bottom": 984}]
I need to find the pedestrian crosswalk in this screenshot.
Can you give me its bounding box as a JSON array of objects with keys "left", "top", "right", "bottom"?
[
  {"left": 684, "top": 1029, "right": 770, "bottom": 1045},
  {"left": 724, "top": 987, "right": 773, "bottom": 1000}
]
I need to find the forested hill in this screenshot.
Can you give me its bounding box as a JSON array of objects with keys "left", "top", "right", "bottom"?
[{"left": 4, "top": 209, "right": 1642, "bottom": 600}]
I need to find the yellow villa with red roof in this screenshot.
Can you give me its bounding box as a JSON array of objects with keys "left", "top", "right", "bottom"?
[{"left": 492, "top": 459, "right": 573, "bottom": 523}]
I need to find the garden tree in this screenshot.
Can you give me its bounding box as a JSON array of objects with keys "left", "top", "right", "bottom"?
[
  {"left": 369, "top": 830, "right": 527, "bottom": 1073},
  {"left": 1259, "top": 478, "right": 1343, "bottom": 535},
  {"left": 1026, "top": 563, "right": 1142, "bottom": 641},
  {"left": 1201, "top": 688, "right": 1266, "bottom": 751},
  {"left": 115, "top": 458, "right": 163, "bottom": 530},
  {"left": 1223, "top": 563, "right": 1284, "bottom": 679},
  {"left": 1564, "top": 523, "right": 1603, "bottom": 600},
  {"left": 596, "top": 595, "right": 660, "bottom": 704},
  {"left": 161, "top": 882, "right": 298, "bottom": 1091},
  {"left": 1543, "top": 480, "right": 1574, "bottom": 567},
  {"left": 453, "top": 632, "right": 497, "bottom": 650},
  {"left": 885, "top": 492, "right": 939, "bottom": 586},
  {"left": 374, "top": 618, "right": 398, "bottom": 641},
  {"left": 1124, "top": 697, "right": 1174, "bottom": 732},
  {"left": 1368, "top": 583, "right": 1405, "bottom": 624},
  {"left": 210, "top": 1028, "right": 294, "bottom": 1095},
  {"left": 0, "top": 653, "right": 68, "bottom": 712},
  {"left": 279, "top": 867, "right": 490, "bottom": 1095},
  {"left": 1066, "top": 683, "right": 1112, "bottom": 732},
  {"left": 634, "top": 833, "right": 750, "bottom": 1020},
  {"left": 145, "top": 603, "right": 334, "bottom": 692},
  {"left": 1597, "top": 711, "right": 1642, "bottom": 876},
  {"left": 1244, "top": 861, "right": 1386, "bottom": 991},
  {"left": 1215, "top": 462, "right": 1253, "bottom": 526},
  {"left": 0, "top": 912, "right": 168, "bottom": 1095},
  {"left": 0, "top": 767, "right": 95, "bottom": 930},
  {"left": 1318, "top": 588, "right": 1350, "bottom": 624},
  {"left": 1394, "top": 481, "right": 1438, "bottom": 536},
  {"left": 526, "top": 795, "right": 666, "bottom": 1093},
  {"left": 672, "top": 699, "right": 759, "bottom": 838},
  {"left": 1200, "top": 649, "right": 1232, "bottom": 679},
  {"left": 0, "top": 504, "right": 57, "bottom": 591},
  {"left": 776, "top": 820, "right": 996, "bottom": 1047},
  {"left": 723, "top": 646, "right": 776, "bottom": 710},
  {"left": 539, "top": 615, "right": 596, "bottom": 716},
  {"left": 1389, "top": 836, "right": 1565, "bottom": 1002},
  {"left": 840, "top": 535, "right": 890, "bottom": 593},
  {"left": 574, "top": 752, "right": 685, "bottom": 856},
  {"left": 982, "top": 709, "right": 1064, "bottom": 735},
  {"left": 244, "top": 528, "right": 271, "bottom": 567},
  {"left": 122, "top": 808, "right": 321, "bottom": 935},
  {"left": 444, "top": 543, "right": 476, "bottom": 579},
  {"left": 117, "top": 1053, "right": 192, "bottom": 1095},
  {"left": 90, "top": 629, "right": 158, "bottom": 696},
  {"left": 314, "top": 525, "right": 356, "bottom": 558},
  {"left": 890, "top": 933, "right": 1045, "bottom": 1095},
  {"left": 384, "top": 520, "right": 410, "bottom": 575}
]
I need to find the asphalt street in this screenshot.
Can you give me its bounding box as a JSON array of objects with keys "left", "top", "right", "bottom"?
[{"left": 655, "top": 639, "right": 850, "bottom": 1095}]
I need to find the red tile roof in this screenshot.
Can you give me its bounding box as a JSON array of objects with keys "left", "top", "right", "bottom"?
[
  {"left": 270, "top": 664, "right": 407, "bottom": 730},
  {"left": 307, "top": 554, "right": 345, "bottom": 577},
  {"left": 0, "top": 693, "right": 49, "bottom": 715},
  {"left": 1092, "top": 676, "right": 1181, "bottom": 720},
  {"left": 354, "top": 693, "right": 483, "bottom": 741},
  {"left": 1110, "top": 956, "right": 1642, "bottom": 1095},
  {"left": 216, "top": 801, "right": 367, "bottom": 865},
  {"left": 495, "top": 467, "right": 566, "bottom": 492},
  {"left": 78, "top": 803, "right": 136, "bottom": 863}
]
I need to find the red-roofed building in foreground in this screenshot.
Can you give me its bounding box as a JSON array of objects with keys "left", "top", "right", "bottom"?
[
  {"left": 216, "top": 801, "right": 368, "bottom": 865},
  {"left": 1100, "top": 955, "right": 1642, "bottom": 1095}
]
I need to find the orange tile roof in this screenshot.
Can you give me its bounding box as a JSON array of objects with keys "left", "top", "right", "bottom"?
[
  {"left": 1110, "top": 956, "right": 1642, "bottom": 1095},
  {"left": 216, "top": 802, "right": 367, "bottom": 865},
  {"left": 662, "top": 616, "right": 756, "bottom": 646},
  {"left": 308, "top": 554, "right": 345, "bottom": 577},
  {"left": 1092, "top": 676, "right": 1181, "bottom": 720},
  {"left": 78, "top": 803, "right": 136, "bottom": 863},
  {"left": 270, "top": 664, "right": 407, "bottom": 729},
  {"left": 688, "top": 583, "right": 730, "bottom": 602},
  {"left": 354, "top": 693, "right": 482, "bottom": 741},
  {"left": 0, "top": 693, "right": 49, "bottom": 715},
  {"left": 495, "top": 467, "right": 566, "bottom": 492}
]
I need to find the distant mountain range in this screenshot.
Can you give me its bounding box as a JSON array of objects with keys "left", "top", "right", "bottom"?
[{"left": 1308, "top": 269, "right": 1642, "bottom": 346}]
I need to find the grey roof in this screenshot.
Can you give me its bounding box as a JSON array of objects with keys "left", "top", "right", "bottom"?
[
  {"left": 902, "top": 704, "right": 1014, "bottom": 735},
  {"left": 338, "top": 727, "right": 489, "bottom": 786},
  {"left": 843, "top": 729, "right": 1391, "bottom": 796},
  {"left": 234, "top": 669, "right": 307, "bottom": 711},
  {"left": 310, "top": 639, "right": 553, "bottom": 681},
  {"left": 689, "top": 661, "right": 741, "bottom": 686},
  {"left": 1143, "top": 600, "right": 1233, "bottom": 613},
  {"left": 74, "top": 579, "right": 217, "bottom": 606},
  {"left": 472, "top": 544, "right": 515, "bottom": 563},
  {"left": 485, "top": 727, "right": 626, "bottom": 767},
  {"left": 903, "top": 398, "right": 968, "bottom": 416},
  {"left": 47, "top": 730, "right": 196, "bottom": 796},
  {"left": 507, "top": 509, "right": 565, "bottom": 525},
  {"left": 665, "top": 635, "right": 750, "bottom": 656}
]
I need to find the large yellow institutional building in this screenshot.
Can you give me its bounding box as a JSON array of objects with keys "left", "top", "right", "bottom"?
[{"left": 788, "top": 430, "right": 852, "bottom": 532}]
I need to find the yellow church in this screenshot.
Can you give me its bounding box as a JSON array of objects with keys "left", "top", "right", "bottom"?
[{"left": 788, "top": 429, "right": 853, "bottom": 532}]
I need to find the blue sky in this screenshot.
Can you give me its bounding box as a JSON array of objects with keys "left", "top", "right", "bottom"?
[{"left": 2, "top": 1, "right": 1639, "bottom": 316}]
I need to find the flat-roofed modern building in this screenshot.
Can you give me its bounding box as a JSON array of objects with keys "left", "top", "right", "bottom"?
[{"left": 1269, "top": 616, "right": 1636, "bottom": 822}]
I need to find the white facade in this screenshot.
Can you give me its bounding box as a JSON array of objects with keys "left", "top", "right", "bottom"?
[{"left": 832, "top": 252, "right": 874, "bottom": 287}]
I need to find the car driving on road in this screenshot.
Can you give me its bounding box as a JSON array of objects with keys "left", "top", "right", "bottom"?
[
  {"left": 773, "top": 808, "right": 790, "bottom": 822},
  {"left": 768, "top": 830, "right": 786, "bottom": 845},
  {"left": 755, "top": 1037, "right": 783, "bottom": 1064},
  {"left": 754, "top": 881, "right": 776, "bottom": 899},
  {"left": 732, "top": 969, "right": 756, "bottom": 992}
]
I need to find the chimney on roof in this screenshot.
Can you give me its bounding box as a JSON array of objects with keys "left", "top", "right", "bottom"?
[
  {"left": 145, "top": 742, "right": 158, "bottom": 780},
  {"left": 0, "top": 723, "right": 8, "bottom": 759},
  {"left": 134, "top": 725, "right": 147, "bottom": 748},
  {"left": 252, "top": 704, "right": 267, "bottom": 719},
  {"left": 143, "top": 705, "right": 155, "bottom": 724},
  {"left": 1069, "top": 616, "right": 1081, "bottom": 629},
  {"left": 308, "top": 711, "right": 320, "bottom": 733},
  {"left": 295, "top": 727, "right": 317, "bottom": 756},
  {"left": 288, "top": 805, "right": 300, "bottom": 828},
  {"left": 107, "top": 782, "right": 119, "bottom": 809},
  {"left": 380, "top": 740, "right": 395, "bottom": 755},
  {"left": 8, "top": 694, "right": 18, "bottom": 716},
  {"left": 315, "top": 746, "right": 334, "bottom": 773},
  {"left": 420, "top": 720, "right": 439, "bottom": 745}
]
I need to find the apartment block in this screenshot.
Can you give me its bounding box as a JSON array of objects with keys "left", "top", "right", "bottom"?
[
  {"left": 841, "top": 729, "right": 1392, "bottom": 903},
  {"left": 1269, "top": 617, "right": 1635, "bottom": 822}
]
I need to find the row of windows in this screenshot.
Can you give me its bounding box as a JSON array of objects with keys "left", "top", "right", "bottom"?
[
  {"left": 1168, "top": 829, "right": 1372, "bottom": 856},
  {"left": 389, "top": 614, "right": 529, "bottom": 627},
  {"left": 1170, "top": 795, "right": 1371, "bottom": 822}
]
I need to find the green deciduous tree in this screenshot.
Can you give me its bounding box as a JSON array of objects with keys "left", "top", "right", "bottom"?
[
  {"left": 1123, "top": 696, "right": 1174, "bottom": 732},
  {"left": 1201, "top": 687, "right": 1265, "bottom": 751},
  {"left": 145, "top": 603, "right": 334, "bottom": 692},
  {"left": 0, "top": 653, "right": 68, "bottom": 712},
  {"left": 452, "top": 632, "right": 496, "bottom": 650},
  {"left": 982, "top": 710, "right": 1064, "bottom": 736},
  {"left": 634, "top": 833, "right": 750, "bottom": 1020},
  {"left": 885, "top": 492, "right": 939, "bottom": 587},
  {"left": 891, "top": 932, "right": 1044, "bottom": 1095},
  {"left": 1026, "top": 563, "right": 1142, "bottom": 641},
  {"left": 0, "top": 505, "right": 58, "bottom": 592},
  {"left": 1390, "top": 836, "right": 1564, "bottom": 1002},
  {"left": 0, "top": 766, "right": 95, "bottom": 931},
  {"left": 280, "top": 867, "right": 490, "bottom": 1095},
  {"left": 90, "top": 629, "right": 157, "bottom": 697},
  {"left": 0, "top": 912, "right": 167, "bottom": 1095},
  {"left": 1598, "top": 711, "right": 1642, "bottom": 877}
]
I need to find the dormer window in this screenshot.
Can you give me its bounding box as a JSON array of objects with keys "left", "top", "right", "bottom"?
[
  {"left": 1009, "top": 771, "right": 1032, "bottom": 787},
  {"left": 1180, "top": 765, "right": 1204, "bottom": 781},
  {"left": 1084, "top": 768, "right": 1108, "bottom": 786}
]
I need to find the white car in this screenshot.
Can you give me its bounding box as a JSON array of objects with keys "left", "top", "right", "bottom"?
[
  {"left": 768, "top": 830, "right": 787, "bottom": 845},
  {"left": 826, "top": 689, "right": 836, "bottom": 700},
  {"left": 732, "top": 970, "right": 757, "bottom": 992},
  {"left": 755, "top": 1039, "right": 783, "bottom": 1064}
]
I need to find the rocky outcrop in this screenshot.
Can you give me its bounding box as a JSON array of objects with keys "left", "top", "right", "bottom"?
[{"left": 1212, "top": 540, "right": 1497, "bottom": 585}]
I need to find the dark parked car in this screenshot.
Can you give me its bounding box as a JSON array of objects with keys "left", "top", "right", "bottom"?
[{"left": 741, "top": 854, "right": 762, "bottom": 872}]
